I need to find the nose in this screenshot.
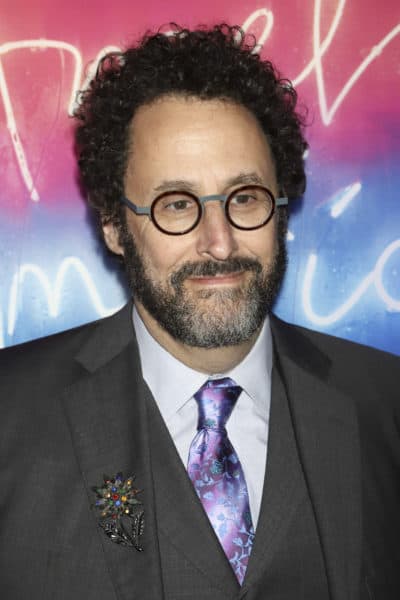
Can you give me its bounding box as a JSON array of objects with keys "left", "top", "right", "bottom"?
[{"left": 195, "top": 200, "right": 239, "bottom": 260}]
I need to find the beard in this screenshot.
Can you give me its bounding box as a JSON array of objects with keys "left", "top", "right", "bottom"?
[{"left": 119, "top": 217, "right": 287, "bottom": 348}]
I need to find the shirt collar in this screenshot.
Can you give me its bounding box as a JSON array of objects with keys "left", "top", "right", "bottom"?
[{"left": 133, "top": 306, "right": 273, "bottom": 424}]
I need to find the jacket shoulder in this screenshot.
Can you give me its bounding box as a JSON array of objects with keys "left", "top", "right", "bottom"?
[
  {"left": 0, "top": 316, "right": 110, "bottom": 400},
  {"left": 271, "top": 315, "right": 399, "bottom": 409},
  {"left": 272, "top": 314, "right": 399, "bottom": 369}
]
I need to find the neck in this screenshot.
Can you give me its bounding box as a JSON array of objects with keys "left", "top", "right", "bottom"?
[{"left": 134, "top": 301, "right": 261, "bottom": 374}]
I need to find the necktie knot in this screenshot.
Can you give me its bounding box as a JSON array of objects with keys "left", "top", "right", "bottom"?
[{"left": 194, "top": 377, "right": 242, "bottom": 433}]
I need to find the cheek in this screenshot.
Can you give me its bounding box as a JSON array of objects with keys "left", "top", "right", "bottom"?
[
  {"left": 125, "top": 215, "right": 167, "bottom": 273},
  {"left": 243, "top": 220, "right": 278, "bottom": 261},
  {"left": 134, "top": 227, "right": 193, "bottom": 279}
]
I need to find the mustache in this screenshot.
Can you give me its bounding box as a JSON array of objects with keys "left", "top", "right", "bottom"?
[{"left": 170, "top": 257, "right": 262, "bottom": 288}]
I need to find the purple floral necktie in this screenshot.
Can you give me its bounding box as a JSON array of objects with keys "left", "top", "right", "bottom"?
[{"left": 187, "top": 377, "right": 254, "bottom": 584}]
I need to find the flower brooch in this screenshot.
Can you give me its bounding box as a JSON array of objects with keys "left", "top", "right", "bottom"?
[{"left": 92, "top": 472, "right": 144, "bottom": 551}]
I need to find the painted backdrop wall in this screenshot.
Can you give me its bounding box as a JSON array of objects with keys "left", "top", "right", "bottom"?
[{"left": 1, "top": 0, "right": 399, "bottom": 355}]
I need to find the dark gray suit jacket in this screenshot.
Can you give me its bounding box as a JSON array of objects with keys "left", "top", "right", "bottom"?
[{"left": 0, "top": 304, "right": 399, "bottom": 599}]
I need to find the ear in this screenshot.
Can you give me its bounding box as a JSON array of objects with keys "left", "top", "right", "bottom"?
[{"left": 102, "top": 221, "right": 125, "bottom": 256}]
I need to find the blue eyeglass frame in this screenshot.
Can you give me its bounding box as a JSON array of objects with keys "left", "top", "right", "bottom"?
[{"left": 120, "top": 185, "right": 288, "bottom": 236}]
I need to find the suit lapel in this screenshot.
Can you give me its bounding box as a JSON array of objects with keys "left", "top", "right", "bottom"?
[
  {"left": 241, "top": 363, "right": 306, "bottom": 591},
  {"left": 146, "top": 383, "right": 240, "bottom": 597},
  {"left": 269, "top": 317, "right": 362, "bottom": 600},
  {"left": 61, "top": 305, "right": 164, "bottom": 600}
]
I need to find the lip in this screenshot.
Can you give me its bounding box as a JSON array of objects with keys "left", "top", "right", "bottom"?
[{"left": 187, "top": 272, "right": 244, "bottom": 286}]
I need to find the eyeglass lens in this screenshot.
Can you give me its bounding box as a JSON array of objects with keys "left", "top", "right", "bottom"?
[{"left": 152, "top": 186, "right": 274, "bottom": 234}]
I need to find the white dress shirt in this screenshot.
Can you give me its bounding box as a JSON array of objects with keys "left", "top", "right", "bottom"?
[{"left": 133, "top": 307, "right": 273, "bottom": 528}]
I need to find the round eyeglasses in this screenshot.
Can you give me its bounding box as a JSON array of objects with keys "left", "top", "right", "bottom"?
[{"left": 120, "top": 185, "right": 288, "bottom": 236}]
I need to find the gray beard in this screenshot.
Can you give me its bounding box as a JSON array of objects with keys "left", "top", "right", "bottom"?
[{"left": 119, "top": 223, "right": 287, "bottom": 348}]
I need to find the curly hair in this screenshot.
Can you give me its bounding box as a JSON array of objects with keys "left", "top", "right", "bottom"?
[{"left": 74, "top": 24, "right": 308, "bottom": 231}]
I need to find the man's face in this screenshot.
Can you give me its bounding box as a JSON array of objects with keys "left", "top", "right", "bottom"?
[{"left": 104, "top": 96, "right": 287, "bottom": 348}]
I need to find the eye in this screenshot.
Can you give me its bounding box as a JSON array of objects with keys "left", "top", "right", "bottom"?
[
  {"left": 165, "top": 199, "right": 195, "bottom": 211},
  {"left": 230, "top": 193, "right": 257, "bottom": 206},
  {"left": 157, "top": 192, "right": 198, "bottom": 214}
]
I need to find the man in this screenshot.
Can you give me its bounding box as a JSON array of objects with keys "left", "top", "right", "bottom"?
[{"left": 0, "top": 24, "right": 399, "bottom": 600}]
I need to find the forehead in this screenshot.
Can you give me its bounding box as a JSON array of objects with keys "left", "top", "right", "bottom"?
[{"left": 125, "top": 96, "right": 277, "bottom": 192}]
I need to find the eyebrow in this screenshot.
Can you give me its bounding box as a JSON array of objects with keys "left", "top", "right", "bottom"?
[
  {"left": 152, "top": 172, "right": 266, "bottom": 195},
  {"left": 153, "top": 180, "right": 197, "bottom": 194},
  {"left": 225, "top": 172, "right": 265, "bottom": 188}
]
